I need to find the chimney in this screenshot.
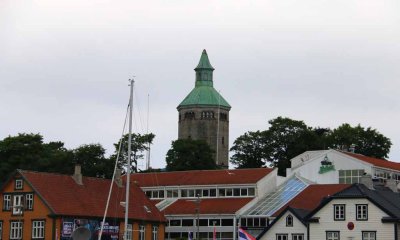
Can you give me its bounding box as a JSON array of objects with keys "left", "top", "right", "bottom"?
[
  {"left": 72, "top": 164, "right": 83, "bottom": 185},
  {"left": 360, "top": 174, "right": 374, "bottom": 189},
  {"left": 115, "top": 168, "right": 123, "bottom": 188},
  {"left": 386, "top": 179, "right": 398, "bottom": 192}
]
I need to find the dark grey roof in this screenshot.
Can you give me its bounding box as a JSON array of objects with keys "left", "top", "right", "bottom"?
[
  {"left": 291, "top": 208, "right": 310, "bottom": 220},
  {"left": 329, "top": 184, "right": 400, "bottom": 219}
]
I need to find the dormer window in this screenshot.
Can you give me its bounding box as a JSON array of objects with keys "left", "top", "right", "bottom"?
[
  {"left": 15, "top": 179, "right": 23, "bottom": 190},
  {"left": 286, "top": 214, "right": 293, "bottom": 227}
]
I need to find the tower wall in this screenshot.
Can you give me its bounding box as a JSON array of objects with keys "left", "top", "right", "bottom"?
[{"left": 178, "top": 106, "right": 229, "bottom": 168}]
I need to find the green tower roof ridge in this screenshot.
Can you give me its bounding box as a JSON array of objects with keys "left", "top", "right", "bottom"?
[
  {"left": 177, "top": 86, "right": 231, "bottom": 109},
  {"left": 195, "top": 49, "right": 215, "bottom": 70}
]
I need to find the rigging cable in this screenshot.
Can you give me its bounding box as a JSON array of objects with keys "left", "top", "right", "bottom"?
[{"left": 98, "top": 103, "right": 129, "bottom": 240}]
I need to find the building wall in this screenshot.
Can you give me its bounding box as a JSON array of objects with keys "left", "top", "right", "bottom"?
[
  {"left": 290, "top": 150, "right": 373, "bottom": 184},
  {"left": 260, "top": 211, "right": 307, "bottom": 240},
  {"left": 309, "top": 198, "right": 394, "bottom": 240},
  {"left": 0, "top": 174, "right": 55, "bottom": 240},
  {"left": 178, "top": 106, "right": 230, "bottom": 167}
]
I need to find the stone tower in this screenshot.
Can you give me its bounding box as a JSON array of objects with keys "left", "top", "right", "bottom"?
[{"left": 177, "top": 50, "right": 231, "bottom": 168}]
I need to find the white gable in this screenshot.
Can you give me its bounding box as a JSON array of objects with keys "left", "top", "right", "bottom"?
[
  {"left": 309, "top": 198, "right": 393, "bottom": 240},
  {"left": 259, "top": 210, "right": 307, "bottom": 240},
  {"left": 288, "top": 150, "right": 374, "bottom": 184}
]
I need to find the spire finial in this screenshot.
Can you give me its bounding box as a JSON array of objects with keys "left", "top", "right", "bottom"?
[{"left": 195, "top": 49, "right": 214, "bottom": 71}]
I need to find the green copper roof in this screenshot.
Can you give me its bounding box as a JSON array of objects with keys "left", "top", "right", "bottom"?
[
  {"left": 178, "top": 50, "right": 231, "bottom": 109},
  {"left": 195, "top": 49, "right": 214, "bottom": 70},
  {"left": 178, "top": 86, "right": 231, "bottom": 109}
]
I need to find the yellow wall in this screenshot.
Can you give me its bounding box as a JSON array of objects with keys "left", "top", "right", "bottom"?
[{"left": 1, "top": 174, "right": 55, "bottom": 239}]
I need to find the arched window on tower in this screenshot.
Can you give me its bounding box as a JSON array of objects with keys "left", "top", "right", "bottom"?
[{"left": 185, "top": 111, "right": 195, "bottom": 119}]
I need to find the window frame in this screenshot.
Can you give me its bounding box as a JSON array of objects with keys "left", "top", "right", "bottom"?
[
  {"left": 14, "top": 179, "right": 23, "bottom": 190},
  {"left": 292, "top": 234, "right": 304, "bottom": 240},
  {"left": 326, "top": 231, "right": 340, "bottom": 240},
  {"left": 356, "top": 204, "right": 368, "bottom": 221},
  {"left": 152, "top": 225, "right": 158, "bottom": 240},
  {"left": 25, "top": 193, "right": 34, "bottom": 210},
  {"left": 3, "top": 194, "right": 11, "bottom": 211},
  {"left": 10, "top": 221, "right": 23, "bottom": 240},
  {"left": 32, "top": 220, "right": 45, "bottom": 239},
  {"left": 276, "top": 234, "right": 288, "bottom": 240},
  {"left": 12, "top": 195, "right": 24, "bottom": 216},
  {"left": 0, "top": 221, "right": 3, "bottom": 240},
  {"left": 362, "top": 231, "right": 376, "bottom": 240},
  {"left": 126, "top": 224, "right": 133, "bottom": 240},
  {"left": 286, "top": 214, "right": 293, "bottom": 227},
  {"left": 333, "top": 204, "right": 345, "bottom": 221},
  {"left": 139, "top": 225, "right": 145, "bottom": 240}
]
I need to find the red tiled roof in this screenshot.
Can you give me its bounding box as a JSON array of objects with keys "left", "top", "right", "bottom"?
[
  {"left": 343, "top": 152, "right": 400, "bottom": 171},
  {"left": 163, "top": 198, "right": 253, "bottom": 215},
  {"left": 20, "top": 170, "right": 166, "bottom": 222},
  {"left": 130, "top": 168, "right": 274, "bottom": 187},
  {"left": 273, "top": 184, "right": 349, "bottom": 217}
]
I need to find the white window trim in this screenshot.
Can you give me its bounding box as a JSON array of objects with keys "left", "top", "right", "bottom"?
[
  {"left": 10, "top": 221, "right": 23, "bottom": 240},
  {"left": 15, "top": 179, "right": 23, "bottom": 190},
  {"left": 32, "top": 220, "right": 45, "bottom": 239},
  {"left": 139, "top": 225, "right": 145, "bottom": 240},
  {"left": 3, "top": 195, "right": 11, "bottom": 211}
]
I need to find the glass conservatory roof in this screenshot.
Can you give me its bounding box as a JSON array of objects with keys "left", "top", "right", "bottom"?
[{"left": 243, "top": 176, "right": 309, "bottom": 216}]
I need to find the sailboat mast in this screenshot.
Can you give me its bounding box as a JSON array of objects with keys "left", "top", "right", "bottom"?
[{"left": 124, "top": 78, "right": 134, "bottom": 240}]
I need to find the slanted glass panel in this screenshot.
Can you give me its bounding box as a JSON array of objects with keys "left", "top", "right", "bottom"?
[{"left": 243, "top": 176, "right": 308, "bottom": 216}]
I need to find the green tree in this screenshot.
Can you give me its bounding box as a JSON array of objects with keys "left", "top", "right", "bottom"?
[
  {"left": 0, "top": 133, "right": 74, "bottom": 184},
  {"left": 112, "top": 133, "right": 155, "bottom": 173},
  {"left": 230, "top": 117, "right": 392, "bottom": 176},
  {"left": 166, "top": 139, "right": 217, "bottom": 171},
  {"left": 327, "top": 123, "right": 391, "bottom": 158},
  {"left": 73, "top": 144, "right": 114, "bottom": 178},
  {"left": 230, "top": 117, "right": 323, "bottom": 176},
  {"left": 230, "top": 131, "right": 267, "bottom": 168}
]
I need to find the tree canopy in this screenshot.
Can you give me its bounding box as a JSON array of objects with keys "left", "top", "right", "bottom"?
[
  {"left": 111, "top": 133, "right": 155, "bottom": 173},
  {"left": 0, "top": 133, "right": 74, "bottom": 184},
  {"left": 73, "top": 144, "right": 114, "bottom": 178},
  {"left": 166, "top": 139, "right": 218, "bottom": 171},
  {"left": 230, "top": 117, "right": 392, "bottom": 176}
]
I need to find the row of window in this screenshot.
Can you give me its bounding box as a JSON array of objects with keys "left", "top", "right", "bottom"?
[
  {"left": 0, "top": 220, "right": 45, "bottom": 239},
  {"left": 166, "top": 231, "right": 233, "bottom": 240},
  {"left": 334, "top": 204, "right": 368, "bottom": 221},
  {"left": 276, "top": 233, "right": 304, "bottom": 240},
  {"left": 168, "top": 218, "right": 234, "bottom": 227},
  {"left": 374, "top": 168, "right": 400, "bottom": 182},
  {"left": 180, "top": 112, "right": 228, "bottom": 121},
  {"left": 145, "top": 187, "right": 256, "bottom": 199},
  {"left": 167, "top": 217, "right": 268, "bottom": 228},
  {"left": 326, "top": 231, "right": 376, "bottom": 240},
  {"left": 126, "top": 225, "right": 158, "bottom": 240},
  {"left": 338, "top": 169, "right": 364, "bottom": 184},
  {"left": 240, "top": 217, "right": 268, "bottom": 227},
  {"left": 3, "top": 193, "right": 34, "bottom": 214}
]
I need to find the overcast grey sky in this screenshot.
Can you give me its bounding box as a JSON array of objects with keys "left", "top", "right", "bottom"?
[{"left": 1, "top": 0, "right": 399, "bottom": 169}]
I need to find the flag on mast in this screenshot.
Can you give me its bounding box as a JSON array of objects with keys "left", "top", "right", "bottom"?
[{"left": 238, "top": 228, "right": 256, "bottom": 240}]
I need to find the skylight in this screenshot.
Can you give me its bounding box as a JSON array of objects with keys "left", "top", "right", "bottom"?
[{"left": 243, "top": 176, "right": 309, "bottom": 216}]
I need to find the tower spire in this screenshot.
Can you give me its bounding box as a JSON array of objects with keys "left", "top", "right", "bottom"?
[{"left": 195, "top": 49, "right": 214, "bottom": 86}]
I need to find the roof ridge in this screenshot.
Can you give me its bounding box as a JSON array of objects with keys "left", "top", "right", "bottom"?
[
  {"left": 19, "top": 169, "right": 112, "bottom": 182},
  {"left": 133, "top": 168, "right": 270, "bottom": 175}
]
